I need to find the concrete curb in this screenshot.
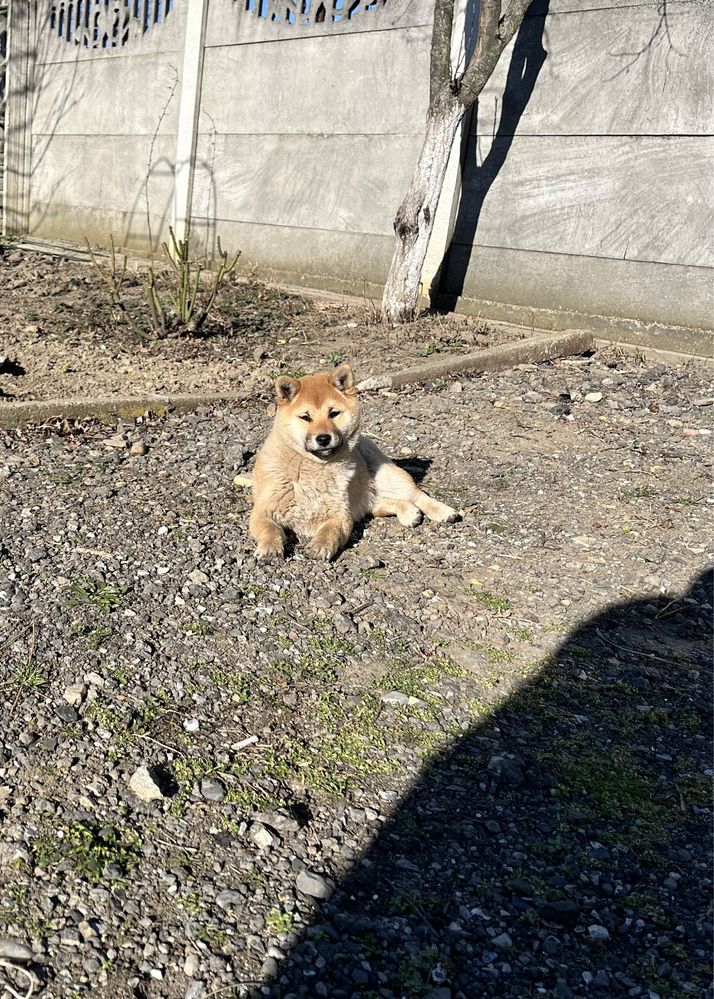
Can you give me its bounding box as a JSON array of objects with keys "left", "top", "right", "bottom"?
[
  {"left": 355, "top": 330, "right": 594, "bottom": 391},
  {"left": 0, "top": 330, "right": 593, "bottom": 428},
  {"left": 0, "top": 392, "right": 248, "bottom": 430}
]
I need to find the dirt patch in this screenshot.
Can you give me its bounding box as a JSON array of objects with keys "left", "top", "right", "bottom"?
[{"left": 0, "top": 245, "right": 529, "bottom": 403}]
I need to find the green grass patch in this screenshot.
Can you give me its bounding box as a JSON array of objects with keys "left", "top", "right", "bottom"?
[
  {"left": 68, "top": 577, "right": 122, "bottom": 614},
  {"left": 467, "top": 590, "right": 511, "bottom": 614},
  {"left": 33, "top": 820, "right": 141, "bottom": 883}
]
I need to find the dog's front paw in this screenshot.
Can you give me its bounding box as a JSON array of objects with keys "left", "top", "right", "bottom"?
[
  {"left": 305, "top": 538, "right": 339, "bottom": 561},
  {"left": 305, "top": 527, "right": 342, "bottom": 561},
  {"left": 255, "top": 537, "right": 285, "bottom": 560},
  {"left": 252, "top": 520, "right": 286, "bottom": 560}
]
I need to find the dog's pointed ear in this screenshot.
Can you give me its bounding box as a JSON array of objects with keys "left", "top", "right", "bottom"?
[
  {"left": 332, "top": 363, "right": 356, "bottom": 395},
  {"left": 275, "top": 375, "right": 300, "bottom": 405}
]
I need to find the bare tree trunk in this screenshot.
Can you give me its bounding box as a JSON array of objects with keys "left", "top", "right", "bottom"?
[
  {"left": 381, "top": 0, "right": 534, "bottom": 324},
  {"left": 381, "top": 97, "right": 463, "bottom": 325}
]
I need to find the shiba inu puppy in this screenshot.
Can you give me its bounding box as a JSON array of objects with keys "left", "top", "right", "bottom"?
[{"left": 249, "top": 363, "right": 458, "bottom": 561}]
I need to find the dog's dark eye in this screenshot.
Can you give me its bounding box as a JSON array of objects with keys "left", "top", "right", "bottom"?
[
  {"left": 299, "top": 413, "right": 312, "bottom": 422},
  {"left": 328, "top": 410, "right": 341, "bottom": 419}
]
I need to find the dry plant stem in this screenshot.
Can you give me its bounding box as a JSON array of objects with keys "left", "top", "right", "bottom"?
[
  {"left": 195, "top": 236, "right": 241, "bottom": 333},
  {"left": 0, "top": 960, "right": 37, "bottom": 999},
  {"left": 84, "top": 236, "right": 151, "bottom": 341},
  {"left": 87, "top": 227, "right": 239, "bottom": 339}
]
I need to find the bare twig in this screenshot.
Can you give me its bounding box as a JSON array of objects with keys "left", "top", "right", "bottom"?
[
  {"left": 145, "top": 65, "right": 179, "bottom": 257},
  {"left": 233, "top": 734, "right": 259, "bottom": 751},
  {"left": 0, "top": 960, "right": 37, "bottom": 999},
  {"left": 84, "top": 237, "right": 151, "bottom": 341}
]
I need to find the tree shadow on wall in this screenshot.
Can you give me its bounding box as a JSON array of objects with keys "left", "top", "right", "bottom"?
[
  {"left": 434, "top": 0, "right": 551, "bottom": 310},
  {"left": 262, "top": 568, "right": 712, "bottom": 998}
]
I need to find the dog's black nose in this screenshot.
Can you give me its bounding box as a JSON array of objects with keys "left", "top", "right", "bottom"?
[{"left": 315, "top": 434, "right": 332, "bottom": 447}]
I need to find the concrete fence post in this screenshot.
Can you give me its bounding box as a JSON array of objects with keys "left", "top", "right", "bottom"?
[
  {"left": 3, "top": 0, "right": 34, "bottom": 236},
  {"left": 172, "top": 0, "right": 210, "bottom": 245}
]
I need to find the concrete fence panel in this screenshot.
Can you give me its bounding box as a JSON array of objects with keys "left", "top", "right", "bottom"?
[{"left": 3, "top": 0, "right": 712, "bottom": 347}]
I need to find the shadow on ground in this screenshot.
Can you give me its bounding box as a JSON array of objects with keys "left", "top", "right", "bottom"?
[{"left": 260, "top": 570, "right": 712, "bottom": 998}]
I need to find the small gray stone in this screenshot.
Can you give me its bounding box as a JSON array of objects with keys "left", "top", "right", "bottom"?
[
  {"left": 488, "top": 753, "right": 524, "bottom": 786},
  {"left": 103, "top": 433, "right": 127, "bottom": 450},
  {"left": 296, "top": 869, "right": 333, "bottom": 900},
  {"left": 55, "top": 702, "right": 78, "bottom": 724},
  {"left": 538, "top": 900, "right": 580, "bottom": 926},
  {"left": 261, "top": 956, "right": 279, "bottom": 978},
  {"left": 0, "top": 938, "right": 33, "bottom": 962},
  {"left": 492, "top": 932, "right": 512, "bottom": 949},
  {"left": 250, "top": 822, "right": 278, "bottom": 850},
  {"left": 253, "top": 809, "right": 301, "bottom": 834},
  {"left": 216, "top": 890, "right": 242, "bottom": 911},
  {"left": 185, "top": 982, "right": 206, "bottom": 999},
  {"left": 188, "top": 569, "right": 209, "bottom": 585},
  {"left": 380, "top": 691, "right": 410, "bottom": 706},
  {"left": 199, "top": 778, "right": 226, "bottom": 802},
  {"left": 183, "top": 953, "right": 200, "bottom": 977},
  {"left": 588, "top": 924, "right": 610, "bottom": 942},
  {"left": 543, "top": 935, "right": 560, "bottom": 955}
]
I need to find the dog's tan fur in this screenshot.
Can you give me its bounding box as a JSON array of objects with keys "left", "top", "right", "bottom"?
[{"left": 249, "top": 363, "right": 457, "bottom": 560}]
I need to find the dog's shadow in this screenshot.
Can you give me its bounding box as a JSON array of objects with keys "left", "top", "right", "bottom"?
[{"left": 394, "top": 457, "right": 432, "bottom": 484}]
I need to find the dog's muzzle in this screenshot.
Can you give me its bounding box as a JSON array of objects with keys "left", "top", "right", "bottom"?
[{"left": 306, "top": 434, "right": 342, "bottom": 459}]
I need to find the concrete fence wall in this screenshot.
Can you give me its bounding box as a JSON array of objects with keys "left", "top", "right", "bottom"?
[{"left": 3, "top": 0, "right": 713, "bottom": 347}]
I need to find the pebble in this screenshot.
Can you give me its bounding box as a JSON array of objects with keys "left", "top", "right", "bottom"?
[
  {"left": 0, "top": 938, "right": 33, "bottom": 962},
  {"left": 296, "top": 869, "right": 333, "bottom": 900},
  {"left": 380, "top": 691, "right": 410, "bottom": 706},
  {"left": 62, "top": 682, "right": 87, "bottom": 707},
  {"left": 184, "top": 954, "right": 200, "bottom": 977},
  {"left": 130, "top": 441, "right": 148, "bottom": 456},
  {"left": 128, "top": 766, "right": 164, "bottom": 802},
  {"left": 538, "top": 900, "right": 580, "bottom": 927},
  {"left": 199, "top": 778, "right": 226, "bottom": 802},
  {"left": 585, "top": 391, "right": 603, "bottom": 402},
  {"left": 250, "top": 822, "right": 279, "bottom": 850},
  {"left": 588, "top": 924, "right": 610, "bottom": 942},
  {"left": 103, "top": 432, "right": 127, "bottom": 450},
  {"left": 487, "top": 753, "right": 524, "bottom": 786},
  {"left": 216, "top": 890, "right": 242, "bottom": 911}
]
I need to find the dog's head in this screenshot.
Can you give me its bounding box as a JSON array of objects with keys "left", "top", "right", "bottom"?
[{"left": 272, "top": 363, "right": 360, "bottom": 460}]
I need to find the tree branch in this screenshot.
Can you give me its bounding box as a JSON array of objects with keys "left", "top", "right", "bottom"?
[
  {"left": 457, "top": 0, "right": 533, "bottom": 108},
  {"left": 430, "top": 0, "right": 456, "bottom": 104}
]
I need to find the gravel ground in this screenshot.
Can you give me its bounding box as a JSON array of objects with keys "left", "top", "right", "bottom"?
[{"left": 0, "top": 347, "right": 712, "bottom": 999}]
